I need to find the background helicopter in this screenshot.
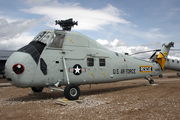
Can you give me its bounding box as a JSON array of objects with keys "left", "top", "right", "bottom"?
[
  {"left": 5, "top": 18, "right": 174, "bottom": 100},
  {"left": 130, "top": 49, "right": 180, "bottom": 77}
]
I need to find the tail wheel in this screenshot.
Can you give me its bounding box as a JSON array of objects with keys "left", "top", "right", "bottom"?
[
  {"left": 149, "top": 79, "right": 154, "bottom": 84},
  {"left": 64, "top": 84, "right": 80, "bottom": 100},
  {"left": 159, "top": 74, "right": 163, "bottom": 78},
  {"left": 31, "top": 87, "right": 44, "bottom": 92}
]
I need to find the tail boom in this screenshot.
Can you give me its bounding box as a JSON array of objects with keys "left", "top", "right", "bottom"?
[{"left": 155, "top": 42, "right": 174, "bottom": 70}]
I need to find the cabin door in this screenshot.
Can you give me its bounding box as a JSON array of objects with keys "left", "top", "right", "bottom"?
[{"left": 49, "top": 57, "right": 64, "bottom": 85}]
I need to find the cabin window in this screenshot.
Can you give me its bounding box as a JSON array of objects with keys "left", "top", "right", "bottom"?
[
  {"left": 177, "top": 61, "right": 179, "bottom": 63},
  {"left": 99, "top": 58, "right": 105, "bottom": 66},
  {"left": 48, "top": 33, "right": 65, "bottom": 48},
  {"left": 167, "top": 59, "right": 169, "bottom": 62},
  {"left": 172, "top": 60, "right": 174, "bottom": 62},
  {"left": 87, "top": 58, "right": 94, "bottom": 66}
]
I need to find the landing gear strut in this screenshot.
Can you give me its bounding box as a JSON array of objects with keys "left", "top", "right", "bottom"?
[
  {"left": 145, "top": 75, "right": 154, "bottom": 84},
  {"left": 48, "top": 84, "right": 80, "bottom": 100}
]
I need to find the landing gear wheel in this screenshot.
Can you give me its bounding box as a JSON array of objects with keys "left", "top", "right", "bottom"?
[
  {"left": 64, "top": 84, "right": 80, "bottom": 100},
  {"left": 159, "top": 74, "right": 163, "bottom": 78},
  {"left": 31, "top": 87, "right": 44, "bottom": 92},
  {"left": 177, "top": 73, "right": 180, "bottom": 76},
  {"left": 149, "top": 79, "right": 154, "bottom": 84}
]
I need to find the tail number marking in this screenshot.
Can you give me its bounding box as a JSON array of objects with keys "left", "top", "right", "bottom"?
[{"left": 140, "top": 66, "right": 152, "bottom": 73}]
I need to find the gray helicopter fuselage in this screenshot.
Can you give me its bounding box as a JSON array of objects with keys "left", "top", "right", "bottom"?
[{"left": 5, "top": 29, "right": 162, "bottom": 88}]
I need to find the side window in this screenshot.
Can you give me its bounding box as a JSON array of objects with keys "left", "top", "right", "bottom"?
[
  {"left": 48, "top": 33, "right": 65, "bottom": 48},
  {"left": 99, "top": 58, "right": 105, "bottom": 66},
  {"left": 87, "top": 58, "right": 94, "bottom": 66}
]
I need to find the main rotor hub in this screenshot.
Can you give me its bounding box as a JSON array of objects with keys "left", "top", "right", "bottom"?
[{"left": 55, "top": 18, "right": 78, "bottom": 31}]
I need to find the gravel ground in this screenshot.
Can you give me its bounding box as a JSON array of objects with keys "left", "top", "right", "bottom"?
[{"left": 0, "top": 70, "right": 180, "bottom": 120}]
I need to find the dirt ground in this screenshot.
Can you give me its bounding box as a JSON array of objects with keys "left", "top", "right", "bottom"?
[{"left": 1, "top": 70, "right": 180, "bottom": 120}]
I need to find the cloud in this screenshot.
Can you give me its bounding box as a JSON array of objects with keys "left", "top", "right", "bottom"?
[
  {"left": 149, "top": 28, "right": 160, "bottom": 32},
  {"left": 145, "top": 32, "right": 169, "bottom": 39},
  {"left": 0, "top": 32, "right": 34, "bottom": 50},
  {"left": 97, "top": 39, "right": 129, "bottom": 53},
  {"left": 20, "top": 3, "right": 132, "bottom": 31},
  {"left": 168, "top": 51, "right": 180, "bottom": 60},
  {"left": 0, "top": 16, "right": 45, "bottom": 50},
  {"left": 96, "top": 39, "right": 153, "bottom": 59},
  {"left": 97, "top": 39, "right": 128, "bottom": 48},
  {"left": 144, "top": 28, "right": 170, "bottom": 39},
  {"left": 141, "top": 41, "right": 161, "bottom": 47},
  {"left": 96, "top": 39, "right": 109, "bottom": 45},
  {"left": 0, "top": 17, "right": 41, "bottom": 41},
  {"left": 25, "top": 0, "right": 55, "bottom": 5},
  {"left": 96, "top": 38, "right": 180, "bottom": 60}
]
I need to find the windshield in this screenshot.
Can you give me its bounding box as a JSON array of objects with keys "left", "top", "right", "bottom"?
[
  {"left": 48, "top": 33, "right": 65, "bottom": 48},
  {"left": 33, "top": 31, "right": 52, "bottom": 44}
]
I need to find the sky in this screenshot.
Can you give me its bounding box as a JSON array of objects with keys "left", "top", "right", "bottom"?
[{"left": 0, "top": 0, "right": 180, "bottom": 59}]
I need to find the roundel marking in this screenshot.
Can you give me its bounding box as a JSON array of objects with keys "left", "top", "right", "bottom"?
[{"left": 73, "top": 64, "right": 82, "bottom": 75}]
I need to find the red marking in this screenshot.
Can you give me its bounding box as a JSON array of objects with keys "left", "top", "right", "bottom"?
[
  {"left": 124, "top": 58, "right": 126, "bottom": 62},
  {"left": 81, "top": 68, "right": 86, "bottom": 72},
  {"left": 12, "top": 63, "right": 25, "bottom": 74},
  {"left": 69, "top": 68, "right": 74, "bottom": 72}
]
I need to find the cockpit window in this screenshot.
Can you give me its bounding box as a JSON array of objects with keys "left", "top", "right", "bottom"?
[
  {"left": 33, "top": 31, "right": 51, "bottom": 44},
  {"left": 48, "top": 33, "right": 65, "bottom": 48},
  {"left": 40, "top": 32, "right": 51, "bottom": 44},
  {"left": 33, "top": 31, "right": 46, "bottom": 41}
]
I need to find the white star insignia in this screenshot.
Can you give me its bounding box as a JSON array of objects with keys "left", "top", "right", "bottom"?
[{"left": 75, "top": 66, "right": 80, "bottom": 73}]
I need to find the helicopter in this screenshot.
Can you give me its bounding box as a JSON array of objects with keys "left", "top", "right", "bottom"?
[
  {"left": 5, "top": 18, "right": 174, "bottom": 100},
  {"left": 131, "top": 49, "right": 180, "bottom": 77}
]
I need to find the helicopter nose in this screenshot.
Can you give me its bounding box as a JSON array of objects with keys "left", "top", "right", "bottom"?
[{"left": 5, "top": 52, "right": 37, "bottom": 87}]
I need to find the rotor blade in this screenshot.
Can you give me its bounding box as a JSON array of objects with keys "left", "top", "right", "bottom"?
[
  {"left": 130, "top": 49, "right": 161, "bottom": 55},
  {"left": 149, "top": 52, "right": 157, "bottom": 59},
  {"left": 170, "top": 49, "right": 180, "bottom": 51}
]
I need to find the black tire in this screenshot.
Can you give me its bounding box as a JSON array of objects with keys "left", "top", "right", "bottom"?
[
  {"left": 149, "top": 79, "right": 154, "bottom": 84},
  {"left": 64, "top": 84, "right": 80, "bottom": 100},
  {"left": 31, "top": 87, "right": 44, "bottom": 92},
  {"left": 177, "top": 73, "right": 180, "bottom": 76},
  {"left": 159, "top": 74, "right": 163, "bottom": 78}
]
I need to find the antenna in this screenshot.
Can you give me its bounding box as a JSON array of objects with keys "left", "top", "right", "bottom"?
[{"left": 55, "top": 18, "right": 78, "bottom": 31}]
